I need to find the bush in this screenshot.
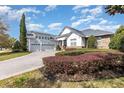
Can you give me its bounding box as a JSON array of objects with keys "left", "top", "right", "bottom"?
[
  {"left": 64, "top": 48, "right": 77, "bottom": 51},
  {"left": 109, "top": 33, "right": 124, "bottom": 51},
  {"left": 12, "top": 40, "right": 22, "bottom": 52},
  {"left": 56, "top": 45, "right": 61, "bottom": 51},
  {"left": 55, "top": 49, "right": 107, "bottom": 56},
  {"left": 109, "top": 25, "right": 124, "bottom": 52},
  {"left": 55, "top": 50, "right": 85, "bottom": 56},
  {"left": 87, "top": 35, "right": 97, "bottom": 48},
  {"left": 43, "top": 52, "right": 124, "bottom": 81}
]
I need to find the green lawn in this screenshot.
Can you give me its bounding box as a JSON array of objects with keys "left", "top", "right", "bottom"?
[
  {"left": 72, "top": 48, "right": 119, "bottom": 53},
  {"left": 0, "top": 69, "right": 124, "bottom": 88},
  {"left": 0, "top": 52, "right": 31, "bottom": 61}
]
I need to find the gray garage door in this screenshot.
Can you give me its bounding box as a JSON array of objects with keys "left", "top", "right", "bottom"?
[{"left": 30, "top": 44, "right": 55, "bottom": 52}]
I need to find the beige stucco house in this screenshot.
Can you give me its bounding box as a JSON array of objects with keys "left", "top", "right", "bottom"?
[{"left": 57, "top": 26, "right": 113, "bottom": 49}]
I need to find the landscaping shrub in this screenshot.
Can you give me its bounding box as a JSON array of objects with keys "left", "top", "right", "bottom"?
[
  {"left": 43, "top": 52, "right": 124, "bottom": 81},
  {"left": 55, "top": 49, "right": 108, "bottom": 56},
  {"left": 109, "top": 25, "right": 124, "bottom": 52},
  {"left": 87, "top": 35, "right": 97, "bottom": 48},
  {"left": 55, "top": 50, "right": 85, "bottom": 56},
  {"left": 64, "top": 48, "right": 77, "bottom": 51},
  {"left": 12, "top": 40, "right": 22, "bottom": 52}
]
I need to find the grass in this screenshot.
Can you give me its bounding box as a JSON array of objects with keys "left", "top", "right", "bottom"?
[
  {"left": 72, "top": 48, "right": 119, "bottom": 52},
  {"left": 0, "top": 69, "right": 124, "bottom": 88},
  {"left": 0, "top": 52, "right": 31, "bottom": 61},
  {"left": 56, "top": 48, "right": 120, "bottom": 56}
]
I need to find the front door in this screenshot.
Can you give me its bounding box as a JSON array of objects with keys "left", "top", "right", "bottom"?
[{"left": 63, "top": 39, "right": 67, "bottom": 47}]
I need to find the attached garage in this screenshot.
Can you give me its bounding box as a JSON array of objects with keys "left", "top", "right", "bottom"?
[
  {"left": 29, "top": 43, "right": 56, "bottom": 52},
  {"left": 27, "top": 31, "right": 57, "bottom": 52}
]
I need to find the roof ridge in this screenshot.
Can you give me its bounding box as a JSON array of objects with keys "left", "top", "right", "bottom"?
[
  {"left": 81, "top": 29, "right": 113, "bottom": 33},
  {"left": 28, "top": 31, "right": 55, "bottom": 36}
]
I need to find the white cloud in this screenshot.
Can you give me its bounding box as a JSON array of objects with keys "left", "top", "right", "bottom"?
[
  {"left": 81, "top": 8, "right": 90, "bottom": 14},
  {"left": 89, "top": 24, "right": 120, "bottom": 32},
  {"left": 81, "top": 6, "right": 103, "bottom": 16},
  {"left": 72, "top": 5, "right": 89, "bottom": 11},
  {"left": 98, "top": 19, "right": 108, "bottom": 25},
  {"left": 48, "top": 22, "right": 62, "bottom": 30},
  {"left": 71, "top": 15, "right": 94, "bottom": 27},
  {"left": 71, "top": 6, "right": 103, "bottom": 28},
  {"left": 0, "top": 6, "right": 41, "bottom": 21},
  {"left": 16, "top": 7, "right": 40, "bottom": 14},
  {"left": 90, "top": 6, "right": 103, "bottom": 16},
  {"left": 27, "top": 23, "right": 44, "bottom": 31},
  {"left": 0, "top": 6, "right": 11, "bottom": 14},
  {"left": 70, "top": 16, "right": 76, "bottom": 21},
  {"left": 45, "top": 5, "right": 57, "bottom": 12}
]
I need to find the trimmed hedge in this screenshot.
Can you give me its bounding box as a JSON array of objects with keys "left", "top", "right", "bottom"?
[
  {"left": 64, "top": 48, "right": 77, "bottom": 51},
  {"left": 43, "top": 52, "right": 124, "bottom": 81},
  {"left": 55, "top": 50, "right": 85, "bottom": 56},
  {"left": 55, "top": 49, "right": 109, "bottom": 56}
]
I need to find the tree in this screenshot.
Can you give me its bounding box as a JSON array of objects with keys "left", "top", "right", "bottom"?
[
  {"left": 0, "top": 20, "right": 8, "bottom": 34},
  {"left": 19, "top": 13, "right": 27, "bottom": 51},
  {"left": 0, "top": 20, "right": 10, "bottom": 48},
  {"left": 12, "top": 40, "right": 22, "bottom": 52},
  {"left": 87, "top": 35, "right": 97, "bottom": 48},
  {"left": 105, "top": 5, "right": 124, "bottom": 15},
  {"left": 109, "top": 25, "right": 124, "bottom": 51},
  {"left": 8, "top": 37, "right": 16, "bottom": 48},
  {"left": 115, "top": 25, "right": 124, "bottom": 34}
]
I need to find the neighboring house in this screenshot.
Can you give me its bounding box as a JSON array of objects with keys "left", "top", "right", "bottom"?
[
  {"left": 27, "top": 31, "right": 57, "bottom": 52},
  {"left": 57, "top": 26, "right": 113, "bottom": 49}
]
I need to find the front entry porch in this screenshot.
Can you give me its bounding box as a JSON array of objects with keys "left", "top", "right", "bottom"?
[
  {"left": 58, "top": 39, "right": 67, "bottom": 49},
  {"left": 57, "top": 36, "right": 67, "bottom": 49}
]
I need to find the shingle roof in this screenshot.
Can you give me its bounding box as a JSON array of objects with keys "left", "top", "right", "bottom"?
[
  {"left": 81, "top": 29, "right": 113, "bottom": 37},
  {"left": 57, "top": 32, "right": 72, "bottom": 38},
  {"left": 59, "top": 26, "right": 113, "bottom": 38},
  {"left": 28, "top": 31, "right": 56, "bottom": 37}
]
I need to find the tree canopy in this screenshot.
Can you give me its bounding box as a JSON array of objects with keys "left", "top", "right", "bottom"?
[
  {"left": 105, "top": 5, "right": 124, "bottom": 15},
  {"left": 19, "top": 13, "right": 27, "bottom": 51},
  {"left": 109, "top": 25, "right": 124, "bottom": 51},
  {"left": 0, "top": 19, "right": 16, "bottom": 49}
]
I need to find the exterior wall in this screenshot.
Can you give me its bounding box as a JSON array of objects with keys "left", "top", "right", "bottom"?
[
  {"left": 97, "top": 35, "right": 111, "bottom": 49},
  {"left": 27, "top": 32, "right": 56, "bottom": 52},
  {"left": 60, "top": 28, "right": 71, "bottom": 35},
  {"left": 66, "top": 33, "right": 85, "bottom": 47}
]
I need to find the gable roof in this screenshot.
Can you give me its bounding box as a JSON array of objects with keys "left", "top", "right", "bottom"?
[
  {"left": 81, "top": 29, "right": 113, "bottom": 37},
  {"left": 59, "top": 26, "right": 85, "bottom": 37},
  {"left": 58, "top": 26, "right": 114, "bottom": 38},
  {"left": 56, "top": 32, "right": 72, "bottom": 38}
]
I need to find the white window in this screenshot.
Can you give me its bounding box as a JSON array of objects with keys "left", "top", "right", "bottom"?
[{"left": 70, "top": 38, "right": 77, "bottom": 46}]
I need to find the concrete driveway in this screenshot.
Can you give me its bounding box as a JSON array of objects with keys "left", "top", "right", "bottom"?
[{"left": 0, "top": 51, "right": 55, "bottom": 80}]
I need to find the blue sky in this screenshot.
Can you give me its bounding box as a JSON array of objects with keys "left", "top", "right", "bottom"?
[{"left": 0, "top": 5, "right": 124, "bottom": 39}]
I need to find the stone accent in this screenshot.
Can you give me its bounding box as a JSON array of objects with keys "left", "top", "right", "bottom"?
[{"left": 97, "top": 36, "right": 111, "bottom": 49}]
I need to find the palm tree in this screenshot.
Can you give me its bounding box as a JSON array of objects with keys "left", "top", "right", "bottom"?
[{"left": 105, "top": 5, "right": 124, "bottom": 15}]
